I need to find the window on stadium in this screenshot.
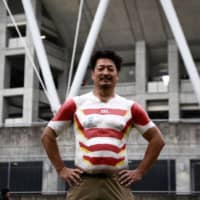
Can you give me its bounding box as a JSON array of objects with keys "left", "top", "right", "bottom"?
[
  {"left": 191, "top": 160, "right": 200, "bottom": 193},
  {"left": 0, "top": 161, "right": 42, "bottom": 193},
  {"left": 0, "top": 162, "right": 9, "bottom": 189},
  {"left": 4, "top": 55, "right": 25, "bottom": 88},
  {"left": 129, "top": 160, "right": 176, "bottom": 193},
  {"left": 6, "top": 0, "right": 24, "bottom": 15}
]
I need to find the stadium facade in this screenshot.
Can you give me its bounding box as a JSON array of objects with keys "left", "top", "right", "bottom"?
[{"left": 0, "top": 0, "right": 200, "bottom": 199}]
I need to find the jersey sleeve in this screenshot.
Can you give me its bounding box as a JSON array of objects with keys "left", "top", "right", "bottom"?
[
  {"left": 47, "top": 98, "right": 76, "bottom": 136},
  {"left": 131, "top": 102, "right": 155, "bottom": 134}
]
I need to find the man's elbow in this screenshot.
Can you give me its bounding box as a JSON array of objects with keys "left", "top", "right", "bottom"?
[
  {"left": 40, "top": 129, "right": 47, "bottom": 145},
  {"left": 158, "top": 136, "right": 165, "bottom": 150},
  {"left": 40, "top": 127, "right": 55, "bottom": 144}
]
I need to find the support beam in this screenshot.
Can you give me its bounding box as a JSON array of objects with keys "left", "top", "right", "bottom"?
[
  {"left": 67, "top": 0, "right": 110, "bottom": 99},
  {"left": 160, "top": 0, "right": 200, "bottom": 105},
  {"left": 66, "top": 0, "right": 84, "bottom": 95},
  {"left": 135, "top": 41, "right": 147, "bottom": 108},
  {"left": 21, "top": 0, "right": 60, "bottom": 112},
  {"left": 168, "top": 40, "right": 180, "bottom": 121}
]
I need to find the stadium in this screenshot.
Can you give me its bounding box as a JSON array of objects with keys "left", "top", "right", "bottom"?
[{"left": 0, "top": 0, "right": 200, "bottom": 199}]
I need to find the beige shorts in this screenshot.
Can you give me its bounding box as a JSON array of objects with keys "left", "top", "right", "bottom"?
[{"left": 66, "top": 174, "right": 135, "bottom": 200}]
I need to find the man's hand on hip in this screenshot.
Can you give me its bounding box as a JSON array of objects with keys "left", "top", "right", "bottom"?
[
  {"left": 118, "top": 169, "right": 143, "bottom": 187},
  {"left": 58, "top": 167, "right": 83, "bottom": 187}
]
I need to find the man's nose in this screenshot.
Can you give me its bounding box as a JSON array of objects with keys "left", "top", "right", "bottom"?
[{"left": 102, "top": 68, "right": 109, "bottom": 74}]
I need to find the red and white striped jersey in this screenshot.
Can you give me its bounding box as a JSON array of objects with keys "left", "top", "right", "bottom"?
[{"left": 48, "top": 92, "right": 155, "bottom": 172}]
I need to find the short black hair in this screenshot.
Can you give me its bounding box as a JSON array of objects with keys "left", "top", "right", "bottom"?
[{"left": 90, "top": 50, "right": 122, "bottom": 71}]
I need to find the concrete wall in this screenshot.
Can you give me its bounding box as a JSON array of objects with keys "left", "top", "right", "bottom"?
[
  {"left": 0, "top": 121, "right": 200, "bottom": 199},
  {"left": 10, "top": 193, "right": 200, "bottom": 200}
]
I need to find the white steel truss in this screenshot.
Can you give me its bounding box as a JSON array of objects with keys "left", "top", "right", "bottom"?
[
  {"left": 66, "top": 0, "right": 110, "bottom": 99},
  {"left": 160, "top": 0, "right": 200, "bottom": 105},
  {"left": 66, "top": 0, "right": 84, "bottom": 96},
  {"left": 6, "top": 0, "right": 200, "bottom": 114},
  {"left": 21, "top": 0, "right": 61, "bottom": 112}
]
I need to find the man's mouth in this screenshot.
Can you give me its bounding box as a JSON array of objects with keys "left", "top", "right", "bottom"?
[{"left": 99, "top": 76, "right": 112, "bottom": 81}]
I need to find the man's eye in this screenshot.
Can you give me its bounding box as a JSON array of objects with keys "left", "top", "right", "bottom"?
[
  {"left": 97, "top": 67, "right": 103, "bottom": 71},
  {"left": 108, "top": 67, "right": 114, "bottom": 71}
]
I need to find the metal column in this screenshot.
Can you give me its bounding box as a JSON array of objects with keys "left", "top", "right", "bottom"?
[
  {"left": 66, "top": 0, "right": 110, "bottom": 99},
  {"left": 21, "top": 0, "right": 61, "bottom": 112},
  {"left": 160, "top": 0, "right": 200, "bottom": 105},
  {"left": 66, "top": 0, "right": 84, "bottom": 95}
]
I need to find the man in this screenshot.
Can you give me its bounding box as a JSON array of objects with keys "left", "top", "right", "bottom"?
[
  {"left": 41, "top": 50, "right": 165, "bottom": 200},
  {"left": 0, "top": 188, "right": 10, "bottom": 200}
]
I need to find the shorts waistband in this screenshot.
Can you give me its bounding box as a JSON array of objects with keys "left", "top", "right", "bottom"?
[{"left": 81, "top": 172, "right": 115, "bottom": 178}]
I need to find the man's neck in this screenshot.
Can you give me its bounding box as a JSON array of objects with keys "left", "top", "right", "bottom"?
[{"left": 93, "top": 88, "right": 115, "bottom": 103}]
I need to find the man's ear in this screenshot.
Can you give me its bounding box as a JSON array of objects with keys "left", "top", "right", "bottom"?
[
  {"left": 91, "top": 70, "right": 94, "bottom": 81},
  {"left": 116, "top": 72, "right": 119, "bottom": 81}
]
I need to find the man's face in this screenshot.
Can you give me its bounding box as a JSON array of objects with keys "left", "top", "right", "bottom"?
[{"left": 92, "top": 58, "right": 119, "bottom": 89}]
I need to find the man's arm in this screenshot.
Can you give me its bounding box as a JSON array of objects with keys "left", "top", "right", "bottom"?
[
  {"left": 41, "top": 127, "right": 83, "bottom": 186},
  {"left": 118, "top": 126, "right": 165, "bottom": 187},
  {"left": 136, "top": 126, "right": 165, "bottom": 175},
  {"left": 41, "top": 127, "right": 65, "bottom": 172}
]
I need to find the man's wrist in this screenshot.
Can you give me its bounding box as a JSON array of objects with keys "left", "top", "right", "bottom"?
[
  {"left": 56, "top": 165, "right": 65, "bottom": 173},
  {"left": 135, "top": 167, "right": 145, "bottom": 176}
]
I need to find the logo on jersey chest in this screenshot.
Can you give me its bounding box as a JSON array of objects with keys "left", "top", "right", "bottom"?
[
  {"left": 82, "top": 108, "right": 127, "bottom": 116},
  {"left": 100, "top": 109, "right": 109, "bottom": 114}
]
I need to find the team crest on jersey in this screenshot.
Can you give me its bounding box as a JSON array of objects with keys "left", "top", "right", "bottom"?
[{"left": 87, "top": 116, "right": 95, "bottom": 128}]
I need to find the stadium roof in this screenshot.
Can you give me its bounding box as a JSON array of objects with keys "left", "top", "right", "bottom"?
[{"left": 41, "top": 0, "right": 200, "bottom": 65}]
